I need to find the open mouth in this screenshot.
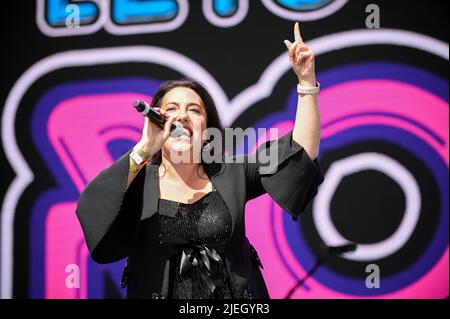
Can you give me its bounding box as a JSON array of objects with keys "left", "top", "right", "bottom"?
[
  {"left": 179, "top": 124, "right": 193, "bottom": 138},
  {"left": 182, "top": 124, "right": 193, "bottom": 136},
  {"left": 174, "top": 124, "right": 193, "bottom": 141}
]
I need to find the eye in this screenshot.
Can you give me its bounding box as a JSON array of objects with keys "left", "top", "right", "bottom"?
[{"left": 189, "top": 108, "right": 201, "bottom": 113}]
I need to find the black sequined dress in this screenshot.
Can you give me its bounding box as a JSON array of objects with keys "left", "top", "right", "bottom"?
[{"left": 158, "top": 185, "right": 237, "bottom": 299}]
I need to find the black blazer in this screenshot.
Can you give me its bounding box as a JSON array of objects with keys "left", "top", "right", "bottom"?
[{"left": 75, "top": 130, "right": 324, "bottom": 299}]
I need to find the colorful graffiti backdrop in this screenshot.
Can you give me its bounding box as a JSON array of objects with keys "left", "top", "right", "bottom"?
[{"left": 0, "top": 0, "right": 448, "bottom": 298}]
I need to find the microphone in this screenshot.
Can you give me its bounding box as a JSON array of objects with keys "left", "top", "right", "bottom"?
[
  {"left": 284, "top": 242, "right": 358, "bottom": 299},
  {"left": 133, "top": 100, "right": 184, "bottom": 138},
  {"left": 322, "top": 243, "right": 357, "bottom": 255}
]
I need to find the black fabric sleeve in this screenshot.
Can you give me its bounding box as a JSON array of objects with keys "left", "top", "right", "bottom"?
[
  {"left": 75, "top": 149, "right": 145, "bottom": 264},
  {"left": 242, "top": 130, "right": 324, "bottom": 221}
]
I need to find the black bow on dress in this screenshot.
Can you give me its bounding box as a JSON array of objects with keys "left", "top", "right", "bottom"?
[{"left": 158, "top": 233, "right": 229, "bottom": 294}]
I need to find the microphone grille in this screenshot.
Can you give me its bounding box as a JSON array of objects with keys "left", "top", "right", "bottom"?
[{"left": 170, "top": 122, "right": 184, "bottom": 138}]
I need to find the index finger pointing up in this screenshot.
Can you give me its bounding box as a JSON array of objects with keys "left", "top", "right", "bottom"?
[{"left": 294, "top": 22, "right": 303, "bottom": 43}]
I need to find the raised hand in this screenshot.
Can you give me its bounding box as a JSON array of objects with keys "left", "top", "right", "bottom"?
[{"left": 284, "top": 22, "right": 316, "bottom": 86}]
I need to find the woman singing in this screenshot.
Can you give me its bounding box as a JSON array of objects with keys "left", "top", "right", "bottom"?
[{"left": 76, "top": 22, "right": 323, "bottom": 299}]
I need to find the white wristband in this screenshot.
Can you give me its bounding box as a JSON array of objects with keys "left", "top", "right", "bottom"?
[
  {"left": 130, "top": 144, "right": 152, "bottom": 165},
  {"left": 130, "top": 149, "right": 146, "bottom": 165},
  {"left": 297, "top": 82, "right": 320, "bottom": 95}
]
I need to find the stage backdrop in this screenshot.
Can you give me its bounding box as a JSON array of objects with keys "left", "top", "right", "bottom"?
[{"left": 0, "top": 0, "right": 448, "bottom": 299}]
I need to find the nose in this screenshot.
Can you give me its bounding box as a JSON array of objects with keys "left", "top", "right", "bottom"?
[{"left": 174, "top": 108, "right": 188, "bottom": 122}]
